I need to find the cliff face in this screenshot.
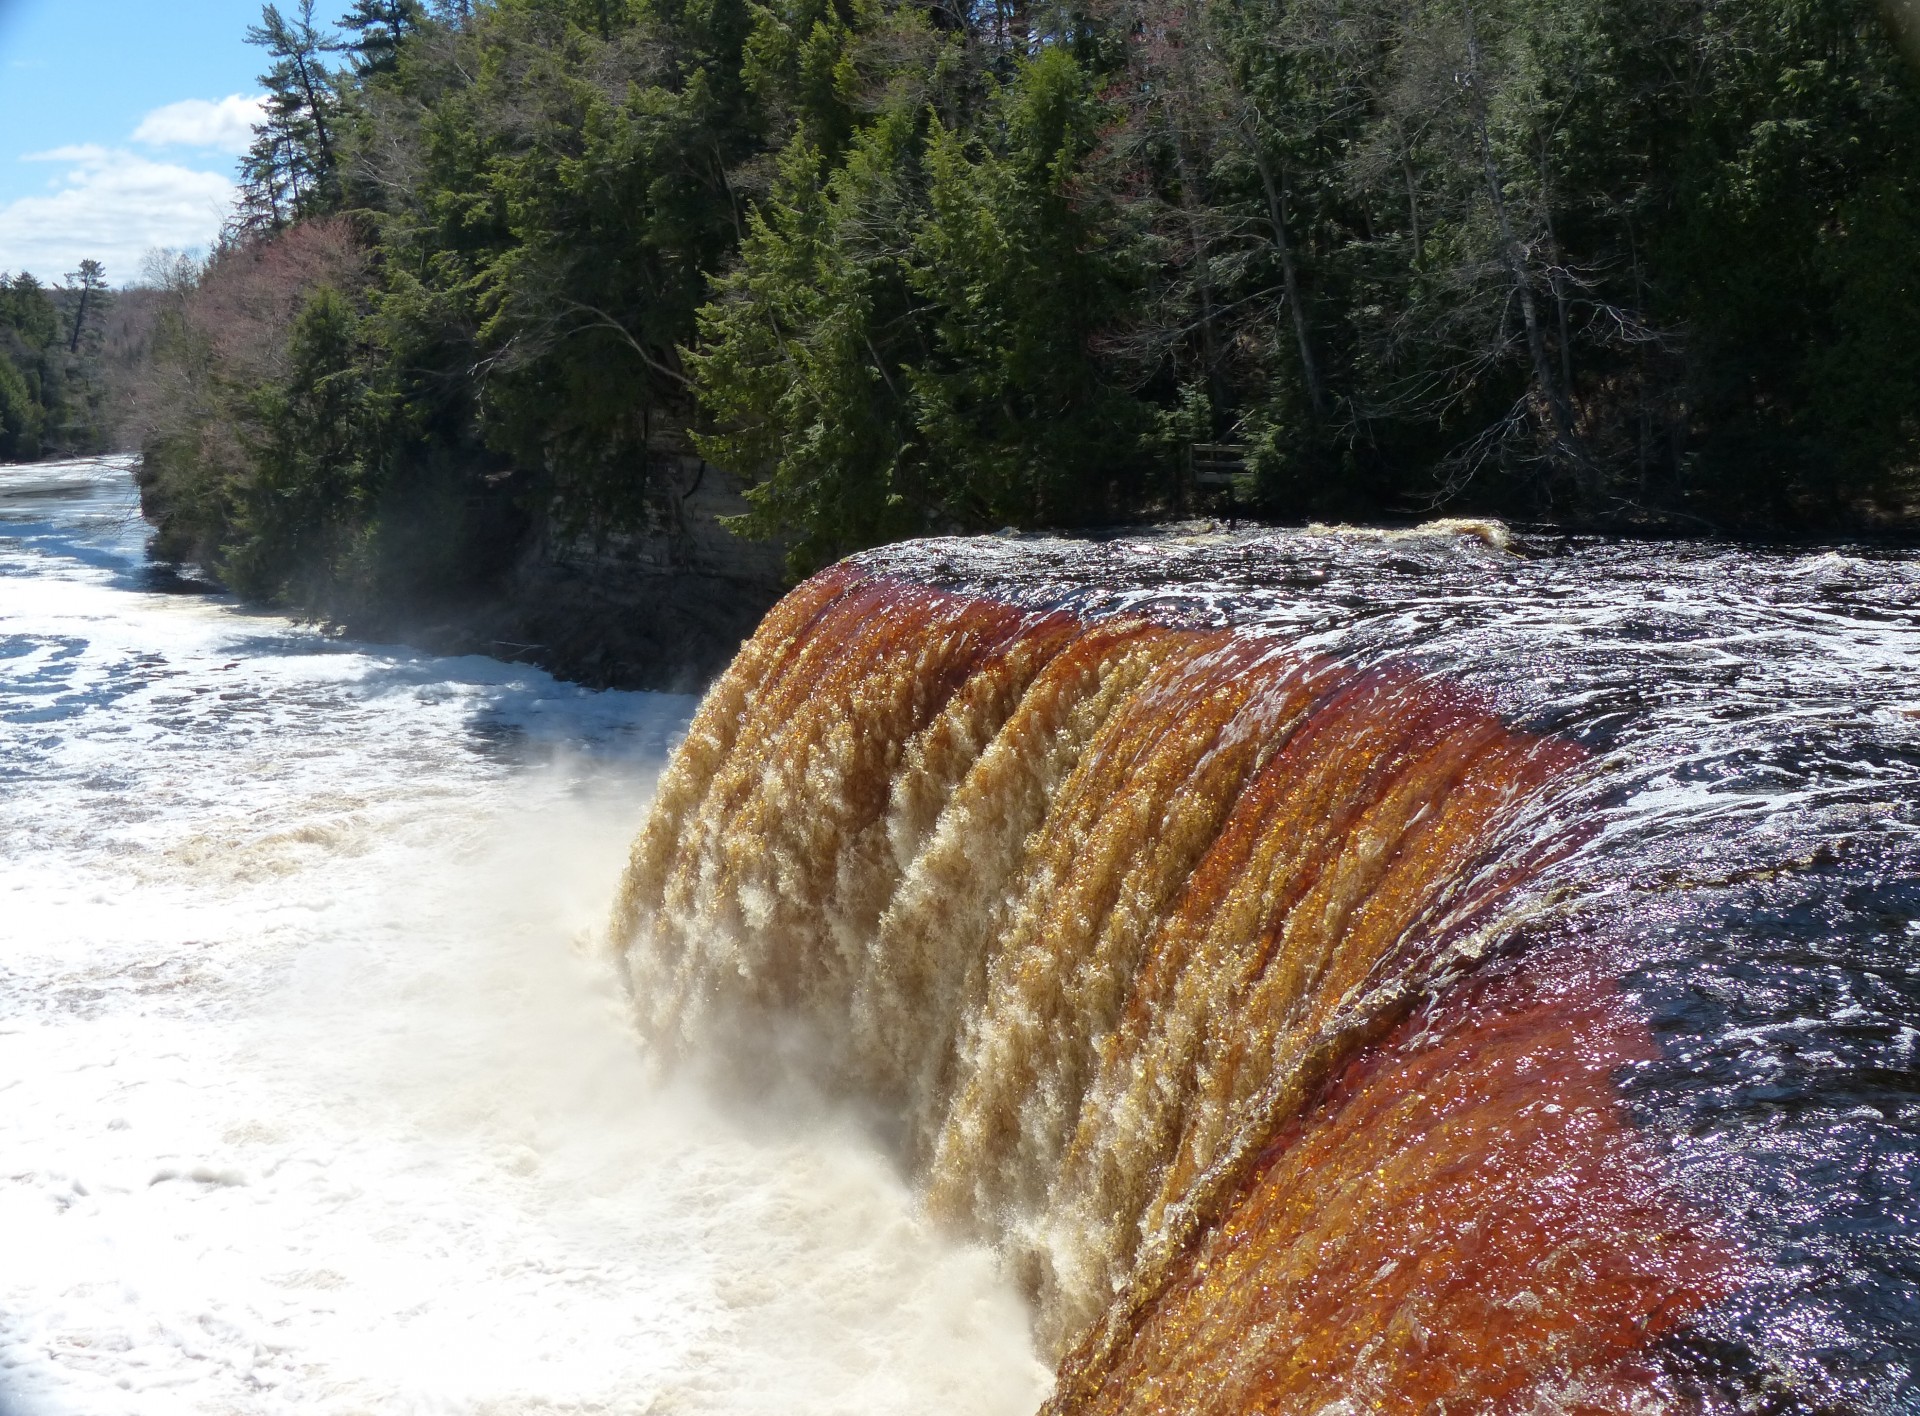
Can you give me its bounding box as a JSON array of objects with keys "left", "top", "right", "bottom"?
[{"left": 485, "top": 455, "right": 787, "bottom": 691}]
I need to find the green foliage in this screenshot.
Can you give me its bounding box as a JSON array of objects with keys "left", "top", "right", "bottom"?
[
  {"left": 139, "top": 0, "right": 1920, "bottom": 621},
  {"left": 0, "top": 353, "right": 41, "bottom": 460},
  {"left": 905, "top": 48, "right": 1152, "bottom": 531},
  {"left": 0, "top": 274, "right": 60, "bottom": 351},
  {"left": 136, "top": 224, "right": 526, "bottom": 616},
  {"left": 697, "top": 0, "right": 1917, "bottom": 549},
  {"left": 693, "top": 130, "right": 922, "bottom": 570},
  {"left": 697, "top": 46, "right": 1153, "bottom": 571},
  {"left": 240, "top": 2, "right": 348, "bottom": 228},
  {"left": 1659, "top": 0, "right": 1920, "bottom": 519},
  {"left": 228, "top": 287, "right": 377, "bottom": 601},
  {"left": 0, "top": 269, "right": 111, "bottom": 461},
  {"left": 339, "top": 0, "right": 426, "bottom": 72},
  {"left": 741, "top": 0, "right": 875, "bottom": 157}
]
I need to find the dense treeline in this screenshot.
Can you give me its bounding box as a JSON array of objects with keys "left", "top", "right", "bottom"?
[
  {"left": 0, "top": 262, "right": 120, "bottom": 460},
  {"left": 137, "top": 0, "right": 1919, "bottom": 608}
]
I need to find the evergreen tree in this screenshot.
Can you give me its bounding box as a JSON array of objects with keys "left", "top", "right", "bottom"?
[
  {"left": 135, "top": 0, "right": 1920, "bottom": 620},
  {"left": 0, "top": 353, "right": 42, "bottom": 460},
  {"left": 339, "top": 0, "right": 426, "bottom": 71},
  {"left": 0, "top": 271, "right": 99, "bottom": 459},
  {"left": 238, "top": 2, "right": 344, "bottom": 228},
  {"left": 229, "top": 285, "right": 376, "bottom": 603},
  {"left": 0, "top": 273, "right": 60, "bottom": 350},
  {"left": 65, "top": 259, "right": 109, "bottom": 355}
]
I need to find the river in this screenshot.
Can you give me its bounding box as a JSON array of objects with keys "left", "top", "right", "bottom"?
[{"left": 0, "top": 458, "right": 1050, "bottom": 1415}]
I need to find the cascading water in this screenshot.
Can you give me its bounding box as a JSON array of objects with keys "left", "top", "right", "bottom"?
[
  {"left": 10, "top": 457, "right": 1911, "bottom": 1411},
  {"left": 613, "top": 528, "right": 1920, "bottom": 1414},
  {"left": 0, "top": 460, "right": 1052, "bottom": 1416}
]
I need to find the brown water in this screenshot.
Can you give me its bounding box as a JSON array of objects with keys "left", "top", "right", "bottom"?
[{"left": 612, "top": 525, "right": 1920, "bottom": 1414}]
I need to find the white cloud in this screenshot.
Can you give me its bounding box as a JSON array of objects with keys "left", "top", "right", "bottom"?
[
  {"left": 0, "top": 147, "right": 235, "bottom": 284},
  {"left": 25, "top": 144, "right": 114, "bottom": 165},
  {"left": 133, "top": 95, "right": 267, "bottom": 155}
]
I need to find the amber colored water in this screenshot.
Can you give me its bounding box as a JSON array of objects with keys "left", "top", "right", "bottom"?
[
  {"left": 1050, "top": 953, "right": 1737, "bottom": 1415},
  {"left": 613, "top": 528, "right": 1920, "bottom": 1414}
]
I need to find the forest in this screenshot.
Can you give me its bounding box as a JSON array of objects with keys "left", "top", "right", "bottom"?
[
  {"left": 131, "top": 0, "right": 1920, "bottom": 615},
  {"left": 0, "top": 261, "right": 125, "bottom": 461}
]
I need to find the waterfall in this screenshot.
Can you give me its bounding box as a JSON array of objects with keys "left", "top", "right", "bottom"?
[{"left": 609, "top": 547, "right": 1745, "bottom": 1410}]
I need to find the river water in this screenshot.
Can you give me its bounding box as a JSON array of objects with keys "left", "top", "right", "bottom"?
[
  {"left": 0, "top": 459, "right": 1049, "bottom": 1416},
  {"left": 839, "top": 526, "right": 1920, "bottom": 1411}
]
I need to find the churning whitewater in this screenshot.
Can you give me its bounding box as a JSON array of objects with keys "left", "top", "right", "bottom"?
[{"left": 0, "top": 459, "right": 1051, "bottom": 1416}]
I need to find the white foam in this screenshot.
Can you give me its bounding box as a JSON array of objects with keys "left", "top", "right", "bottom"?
[{"left": 0, "top": 461, "right": 1050, "bottom": 1416}]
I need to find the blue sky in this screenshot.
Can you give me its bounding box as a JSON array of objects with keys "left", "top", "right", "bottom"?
[{"left": 0, "top": 0, "right": 270, "bottom": 284}]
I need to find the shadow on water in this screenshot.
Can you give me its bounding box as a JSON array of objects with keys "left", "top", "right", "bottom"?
[
  {"left": 2, "top": 593, "right": 689, "bottom": 766},
  {"left": 0, "top": 502, "right": 219, "bottom": 597},
  {"left": 135, "top": 561, "right": 221, "bottom": 595},
  {"left": 0, "top": 514, "right": 149, "bottom": 581}
]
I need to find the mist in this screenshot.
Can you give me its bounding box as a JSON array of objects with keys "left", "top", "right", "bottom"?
[{"left": 0, "top": 466, "right": 1048, "bottom": 1414}]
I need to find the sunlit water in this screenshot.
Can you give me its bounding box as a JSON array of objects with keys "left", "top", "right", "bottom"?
[
  {"left": 857, "top": 528, "right": 1920, "bottom": 1411},
  {"left": 0, "top": 459, "right": 1050, "bottom": 1416},
  {"left": 8, "top": 461, "right": 1918, "bottom": 1416}
]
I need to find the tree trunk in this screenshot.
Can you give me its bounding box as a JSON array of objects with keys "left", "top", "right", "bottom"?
[
  {"left": 1250, "top": 149, "right": 1328, "bottom": 423},
  {"left": 1166, "top": 92, "right": 1224, "bottom": 415},
  {"left": 67, "top": 289, "right": 88, "bottom": 354},
  {"left": 1401, "top": 150, "right": 1423, "bottom": 265},
  {"left": 1538, "top": 148, "right": 1574, "bottom": 396},
  {"left": 294, "top": 53, "right": 337, "bottom": 177},
  {"left": 1462, "top": 9, "right": 1586, "bottom": 482}
]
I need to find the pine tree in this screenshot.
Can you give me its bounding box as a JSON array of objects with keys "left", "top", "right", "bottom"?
[
  {"left": 237, "top": 2, "right": 344, "bottom": 229},
  {"left": 65, "top": 259, "right": 109, "bottom": 355},
  {"left": 339, "top": 0, "right": 425, "bottom": 73}
]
